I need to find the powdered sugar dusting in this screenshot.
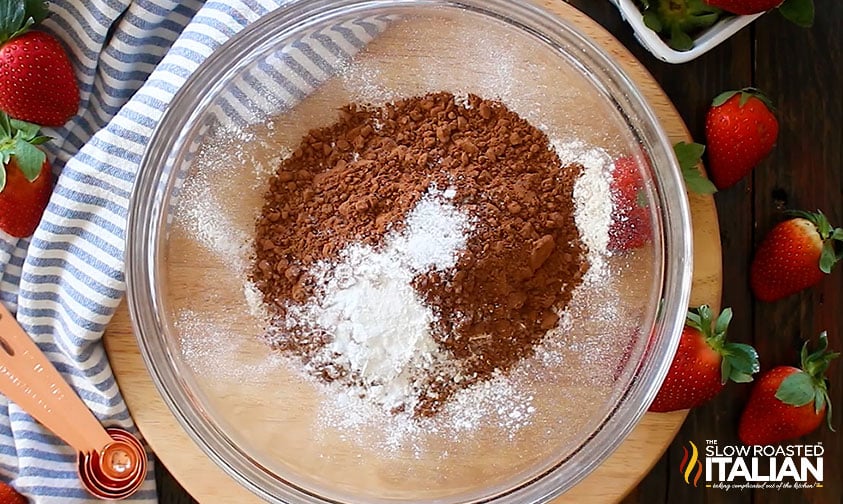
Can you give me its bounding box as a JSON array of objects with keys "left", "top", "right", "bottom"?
[
  {"left": 176, "top": 170, "right": 252, "bottom": 266},
  {"left": 176, "top": 309, "right": 286, "bottom": 381},
  {"left": 280, "top": 187, "right": 471, "bottom": 413},
  {"left": 315, "top": 368, "right": 537, "bottom": 456},
  {"left": 175, "top": 126, "right": 281, "bottom": 272}
]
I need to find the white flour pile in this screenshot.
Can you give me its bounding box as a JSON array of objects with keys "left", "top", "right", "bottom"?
[{"left": 276, "top": 187, "right": 472, "bottom": 413}]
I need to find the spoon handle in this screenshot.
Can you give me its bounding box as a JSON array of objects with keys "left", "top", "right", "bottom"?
[{"left": 0, "top": 303, "right": 113, "bottom": 454}]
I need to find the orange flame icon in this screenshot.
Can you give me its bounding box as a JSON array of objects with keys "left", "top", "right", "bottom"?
[{"left": 679, "top": 441, "right": 703, "bottom": 487}]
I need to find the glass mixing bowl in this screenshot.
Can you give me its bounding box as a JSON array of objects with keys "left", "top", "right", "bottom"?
[{"left": 126, "top": 0, "right": 693, "bottom": 502}]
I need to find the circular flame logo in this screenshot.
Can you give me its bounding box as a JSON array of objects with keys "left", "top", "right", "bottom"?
[{"left": 679, "top": 441, "right": 703, "bottom": 487}]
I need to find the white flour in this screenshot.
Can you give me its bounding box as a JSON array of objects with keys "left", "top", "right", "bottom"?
[
  {"left": 282, "top": 187, "right": 472, "bottom": 413},
  {"left": 552, "top": 138, "right": 614, "bottom": 283}
]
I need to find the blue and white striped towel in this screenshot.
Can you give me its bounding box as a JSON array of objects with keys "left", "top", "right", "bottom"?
[{"left": 0, "top": 1, "right": 379, "bottom": 501}]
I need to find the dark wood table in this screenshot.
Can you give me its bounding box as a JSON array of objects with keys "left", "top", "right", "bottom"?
[{"left": 156, "top": 1, "right": 842, "bottom": 502}]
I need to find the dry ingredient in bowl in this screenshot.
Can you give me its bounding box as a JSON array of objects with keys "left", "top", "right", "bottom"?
[{"left": 250, "top": 92, "right": 588, "bottom": 416}]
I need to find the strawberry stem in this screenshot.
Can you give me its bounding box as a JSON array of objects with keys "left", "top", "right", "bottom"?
[{"left": 776, "top": 332, "right": 839, "bottom": 431}]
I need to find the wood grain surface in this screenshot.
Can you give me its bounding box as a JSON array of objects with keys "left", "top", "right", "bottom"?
[
  {"left": 105, "top": 0, "right": 841, "bottom": 502},
  {"left": 563, "top": 2, "right": 841, "bottom": 504}
]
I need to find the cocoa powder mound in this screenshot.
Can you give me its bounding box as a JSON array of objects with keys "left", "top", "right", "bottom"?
[{"left": 250, "top": 92, "right": 587, "bottom": 415}]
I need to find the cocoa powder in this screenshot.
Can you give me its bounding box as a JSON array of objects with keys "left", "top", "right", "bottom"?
[{"left": 250, "top": 92, "right": 587, "bottom": 415}]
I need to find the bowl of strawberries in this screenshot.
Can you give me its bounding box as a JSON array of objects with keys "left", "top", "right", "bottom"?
[{"left": 612, "top": 0, "right": 815, "bottom": 63}]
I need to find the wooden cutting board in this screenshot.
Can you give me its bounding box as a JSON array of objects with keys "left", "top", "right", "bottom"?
[{"left": 103, "top": 1, "right": 722, "bottom": 502}]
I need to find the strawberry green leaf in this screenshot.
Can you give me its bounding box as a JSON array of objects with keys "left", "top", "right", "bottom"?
[
  {"left": 814, "top": 391, "right": 826, "bottom": 416},
  {"left": 784, "top": 208, "right": 820, "bottom": 222},
  {"left": 802, "top": 332, "right": 840, "bottom": 377},
  {"left": 745, "top": 88, "right": 775, "bottom": 110},
  {"left": 0, "top": 0, "right": 47, "bottom": 42},
  {"left": 825, "top": 394, "right": 835, "bottom": 432},
  {"left": 722, "top": 342, "right": 759, "bottom": 384},
  {"left": 0, "top": 113, "right": 50, "bottom": 183},
  {"left": 674, "top": 142, "right": 717, "bottom": 194},
  {"left": 779, "top": 0, "right": 814, "bottom": 28},
  {"left": 669, "top": 28, "right": 694, "bottom": 52},
  {"left": 686, "top": 172, "right": 713, "bottom": 195},
  {"left": 724, "top": 343, "right": 759, "bottom": 374},
  {"left": 820, "top": 241, "right": 836, "bottom": 274},
  {"left": 827, "top": 227, "right": 843, "bottom": 269},
  {"left": 685, "top": 305, "right": 709, "bottom": 333},
  {"left": 643, "top": 12, "right": 663, "bottom": 32},
  {"left": 639, "top": 0, "right": 722, "bottom": 52},
  {"left": 686, "top": 304, "right": 714, "bottom": 338},
  {"left": 795, "top": 332, "right": 839, "bottom": 429},
  {"left": 22, "top": 0, "right": 48, "bottom": 24},
  {"left": 12, "top": 137, "right": 45, "bottom": 181},
  {"left": 776, "top": 371, "right": 815, "bottom": 407},
  {"left": 691, "top": 304, "right": 758, "bottom": 384},
  {"left": 801, "top": 337, "right": 810, "bottom": 369},
  {"left": 714, "top": 307, "right": 732, "bottom": 336},
  {"left": 720, "top": 359, "right": 732, "bottom": 386},
  {"left": 674, "top": 142, "right": 704, "bottom": 172},
  {"left": 712, "top": 88, "right": 775, "bottom": 110},
  {"left": 685, "top": 312, "right": 703, "bottom": 332},
  {"left": 0, "top": 112, "right": 11, "bottom": 140},
  {"left": 711, "top": 90, "right": 740, "bottom": 107},
  {"left": 0, "top": 165, "right": 5, "bottom": 192},
  {"left": 732, "top": 372, "right": 754, "bottom": 383},
  {"left": 9, "top": 118, "right": 39, "bottom": 140},
  {"left": 0, "top": 0, "right": 25, "bottom": 43}
]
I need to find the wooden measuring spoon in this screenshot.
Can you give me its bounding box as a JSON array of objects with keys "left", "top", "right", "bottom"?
[{"left": 0, "top": 303, "right": 146, "bottom": 500}]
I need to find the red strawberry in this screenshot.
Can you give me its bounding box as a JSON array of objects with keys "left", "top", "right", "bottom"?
[
  {"left": 705, "top": 0, "right": 815, "bottom": 28},
  {"left": 0, "top": 112, "right": 53, "bottom": 237},
  {"left": 608, "top": 156, "right": 652, "bottom": 252},
  {"left": 609, "top": 143, "right": 715, "bottom": 252},
  {"left": 0, "top": 481, "right": 27, "bottom": 504},
  {"left": 705, "top": 0, "right": 782, "bottom": 14},
  {"left": 704, "top": 88, "right": 779, "bottom": 190},
  {"left": 650, "top": 305, "right": 759, "bottom": 412},
  {"left": 750, "top": 210, "right": 842, "bottom": 302},
  {"left": 0, "top": 1, "right": 79, "bottom": 126},
  {"left": 739, "top": 332, "right": 838, "bottom": 445}
]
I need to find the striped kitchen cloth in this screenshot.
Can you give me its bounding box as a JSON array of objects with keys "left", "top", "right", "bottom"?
[{"left": 0, "top": 0, "right": 382, "bottom": 501}]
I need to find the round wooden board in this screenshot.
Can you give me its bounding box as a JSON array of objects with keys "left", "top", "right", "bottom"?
[{"left": 104, "top": 1, "right": 722, "bottom": 502}]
